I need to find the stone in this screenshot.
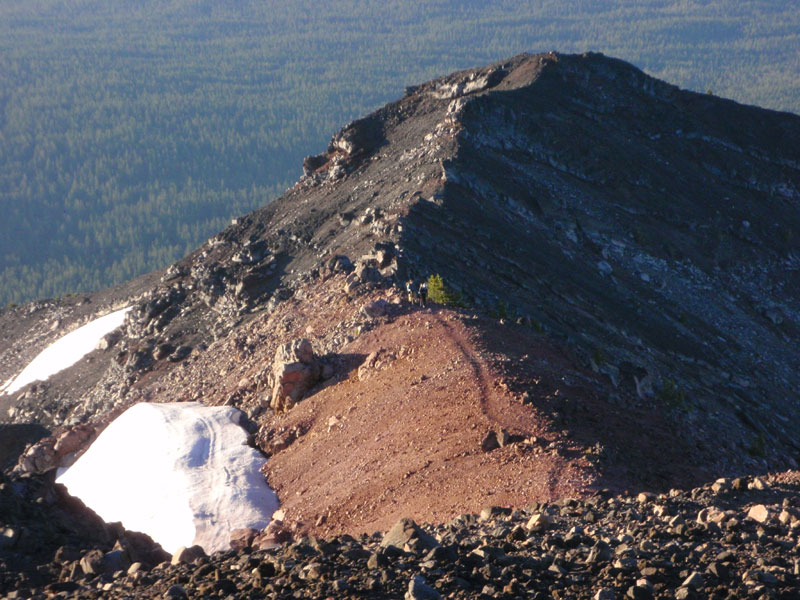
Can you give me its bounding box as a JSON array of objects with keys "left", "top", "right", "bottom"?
[
  {"left": 626, "top": 583, "right": 653, "bottom": 600},
  {"left": 653, "top": 504, "right": 671, "bottom": 518},
  {"left": 697, "top": 506, "right": 725, "bottom": 524},
  {"left": 526, "top": 513, "right": 552, "bottom": 532},
  {"left": 270, "top": 338, "right": 321, "bottom": 413},
  {"left": 406, "top": 574, "right": 441, "bottom": 600},
  {"left": 0, "top": 528, "right": 18, "bottom": 549},
  {"left": 747, "top": 504, "right": 771, "bottom": 523},
  {"left": 168, "top": 345, "right": 192, "bottom": 362},
  {"left": 711, "top": 478, "right": 732, "bottom": 494},
  {"left": 749, "top": 477, "right": 770, "bottom": 491},
  {"left": 587, "top": 540, "right": 613, "bottom": 564},
  {"left": 479, "top": 506, "right": 511, "bottom": 521},
  {"left": 382, "top": 518, "right": 439, "bottom": 552},
  {"left": 327, "top": 254, "right": 354, "bottom": 273},
  {"left": 253, "top": 520, "right": 292, "bottom": 548},
  {"left": 53, "top": 426, "right": 93, "bottom": 456},
  {"left": 594, "top": 590, "right": 616, "bottom": 600},
  {"left": 79, "top": 549, "right": 105, "bottom": 575},
  {"left": 164, "top": 584, "right": 188, "bottom": 599},
  {"left": 230, "top": 528, "right": 258, "bottom": 551},
  {"left": 674, "top": 587, "right": 691, "bottom": 600},
  {"left": 358, "top": 349, "right": 387, "bottom": 381},
  {"left": 497, "top": 428, "right": 512, "bottom": 447},
  {"left": 362, "top": 299, "right": 388, "bottom": 318},
  {"left": 707, "top": 562, "right": 729, "bottom": 580},
  {"left": 367, "top": 552, "right": 388, "bottom": 569},
  {"left": 153, "top": 343, "right": 174, "bottom": 360},
  {"left": 170, "top": 545, "right": 207, "bottom": 565},
  {"left": 102, "top": 549, "right": 131, "bottom": 573},
  {"left": 481, "top": 430, "right": 499, "bottom": 452},
  {"left": 356, "top": 264, "right": 383, "bottom": 284},
  {"left": 344, "top": 272, "right": 361, "bottom": 293},
  {"left": 682, "top": 571, "right": 704, "bottom": 589}
]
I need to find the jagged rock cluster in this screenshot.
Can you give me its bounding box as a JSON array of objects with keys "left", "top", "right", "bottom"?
[
  {"left": 0, "top": 471, "right": 169, "bottom": 598},
  {"left": 3, "top": 471, "right": 799, "bottom": 599}
]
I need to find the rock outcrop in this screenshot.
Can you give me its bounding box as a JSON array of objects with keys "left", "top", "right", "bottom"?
[{"left": 269, "top": 339, "right": 321, "bottom": 413}]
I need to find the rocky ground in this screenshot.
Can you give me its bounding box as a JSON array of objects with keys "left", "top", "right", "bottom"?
[{"left": 3, "top": 469, "right": 800, "bottom": 599}]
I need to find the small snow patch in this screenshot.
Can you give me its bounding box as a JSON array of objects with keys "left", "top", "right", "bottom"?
[{"left": 0, "top": 307, "right": 131, "bottom": 395}]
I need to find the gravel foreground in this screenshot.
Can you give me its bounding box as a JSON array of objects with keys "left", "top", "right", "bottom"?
[{"left": 3, "top": 471, "right": 800, "bottom": 599}]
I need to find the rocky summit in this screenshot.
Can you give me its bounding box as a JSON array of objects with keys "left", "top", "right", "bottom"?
[{"left": 1, "top": 52, "right": 799, "bottom": 598}]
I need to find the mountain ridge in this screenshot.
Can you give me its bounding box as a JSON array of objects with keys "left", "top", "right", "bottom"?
[
  {"left": 1, "top": 50, "right": 799, "bottom": 548},
  {"left": 2, "top": 49, "right": 800, "bottom": 598}
]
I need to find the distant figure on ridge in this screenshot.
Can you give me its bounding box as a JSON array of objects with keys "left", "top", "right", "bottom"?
[
  {"left": 405, "top": 280, "right": 416, "bottom": 304},
  {"left": 418, "top": 280, "right": 428, "bottom": 307}
]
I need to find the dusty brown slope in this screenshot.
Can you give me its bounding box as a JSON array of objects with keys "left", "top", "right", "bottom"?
[
  {"left": 93, "top": 273, "right": 706, "bottom": 539},
  {"left": 264, "top": 305, "right": 710, "bottom": 539}
]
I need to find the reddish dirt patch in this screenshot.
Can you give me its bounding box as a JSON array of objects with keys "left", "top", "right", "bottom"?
[
  {"left": 265, "top": 308, "right": 596, "bottom": 538},
  {"left": 118, "top": 274, "right": 709, "bottom": 540}
]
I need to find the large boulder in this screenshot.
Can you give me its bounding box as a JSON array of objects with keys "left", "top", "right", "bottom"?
[
  {"left": 270, "top": 339, "right": 321, "bottom": 413},
  {"left": 381, "top": 518, "right": 439, "bottom": 553},
  {"left": 16, "top": 424, "right": 96, "bottom": 475}
]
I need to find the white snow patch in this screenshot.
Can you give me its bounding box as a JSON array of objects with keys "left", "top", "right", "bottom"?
[
  {"left": 56, "top": 402, "right": 279, "bottom": 555},
  {"left": 0, "top": 307, "right": 131, "bottom": 396}
]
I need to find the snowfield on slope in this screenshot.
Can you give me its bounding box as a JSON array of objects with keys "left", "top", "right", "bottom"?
[
  {"left": 0, "top": 306, "right": 131, "bottom": 395},
  {"left": 56, "top": 402, "right": 279, "bottom": 554}
]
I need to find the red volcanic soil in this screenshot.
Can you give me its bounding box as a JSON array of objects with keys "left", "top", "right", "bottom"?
[
  {"left": 131, "top": 274, "right": 707, "bottom": 539},
  {"left": 262, "top": 304, "right": 704, "bottom": 539},
  {"left": 264, "top": 308, "right": 588, "bottom": 538}
]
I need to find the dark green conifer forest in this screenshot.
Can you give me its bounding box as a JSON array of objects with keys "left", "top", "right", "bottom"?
[{"left": 1, "top": 1, "right": 797, "bottom": 304}]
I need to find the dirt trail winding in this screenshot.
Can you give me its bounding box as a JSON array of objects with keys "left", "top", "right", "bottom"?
[{"left": 264, "top": 308, "right": 595, "bottom": 538}]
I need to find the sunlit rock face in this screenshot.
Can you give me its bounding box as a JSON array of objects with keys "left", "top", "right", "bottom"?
[{"left": 57, "top": 402, "right": 279, "bottom": 554}]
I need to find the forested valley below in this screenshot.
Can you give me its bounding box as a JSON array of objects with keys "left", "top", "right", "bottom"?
[{"left": 1, "top": 0, "right": 798, "bottom": 304}]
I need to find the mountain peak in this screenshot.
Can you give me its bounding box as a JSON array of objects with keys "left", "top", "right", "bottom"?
[{"left": 2, "top": 51, "right": 800, "bottom": 538}]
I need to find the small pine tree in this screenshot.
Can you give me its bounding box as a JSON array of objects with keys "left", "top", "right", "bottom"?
[{"left": 427, "top": 274, "right": 466, "bottom": 307}]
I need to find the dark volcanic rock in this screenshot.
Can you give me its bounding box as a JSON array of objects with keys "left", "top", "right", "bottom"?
[{"left": 3, "top": 470, "right": 800, "bottom": 598}]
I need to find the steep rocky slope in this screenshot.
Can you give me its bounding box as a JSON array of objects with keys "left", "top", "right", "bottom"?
[{"left": 1, "top": 51, "right": 799, "bottom": 596}]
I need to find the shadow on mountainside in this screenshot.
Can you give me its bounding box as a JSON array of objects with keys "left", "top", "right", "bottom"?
[
  {"left": 461, "top": 314, "right": 717, "bottom": 495},
  {"left": 0, "top": 424, "right": 50, "bottom": 471}
]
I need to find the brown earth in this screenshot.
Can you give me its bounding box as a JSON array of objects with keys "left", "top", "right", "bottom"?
[
  {"left": 28, "top": 271, "right": 708, "bottom": 541},
  {"left": 264, "top": 307, "right": 591, "bottom": 538},
  {"left": 264, "top": 305, "right": 711, "bottom": 539},
  {"left": 4, "top": 270, "right": 712, "bottom": 542}
]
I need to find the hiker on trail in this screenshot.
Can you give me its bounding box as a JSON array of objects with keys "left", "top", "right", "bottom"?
[
  {"left": 418, "top": 281, "right": 428, "bottom": 307},
  {"left": 406, "top": 280, "right": 416, "bottom": 304}
]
